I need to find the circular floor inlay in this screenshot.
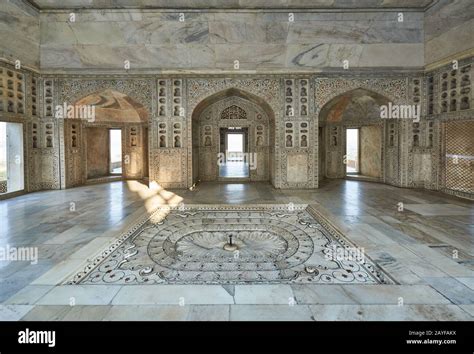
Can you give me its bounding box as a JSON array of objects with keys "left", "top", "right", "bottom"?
[
  {"left": 69, "top": 206, "right": 393, "bottom": 285},
  {"left": 174, "top": 230, "right": 288, "bottom": 260}
]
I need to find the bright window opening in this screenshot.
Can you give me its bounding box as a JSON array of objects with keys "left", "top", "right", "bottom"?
[
  {"left": 346, "top": 128, "right": 359, "bottom": 174},
  {"left": 227, "top": 133, "right": 244, "bottom": 161},
  {"left": 109, "top": 129, "right": 122, "bottom": 174},
  {"left": 219, "top": 131, "right": 249, "bottom": 178},
  {"left": 0, "top": 122, "right": 24, "bottom": 194}
]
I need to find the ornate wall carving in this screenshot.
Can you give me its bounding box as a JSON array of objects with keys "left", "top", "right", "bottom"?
[
  {"left": 185, "top": 77, "right": 318, "bottom": 189},
  {"left": 56, "top": 79, "right": 152, "bottom": 187},
  {"left": 280, "top": 77, "right": 318, "bottom": 188},
  {"left": 194, "top": 96, "right": 270, "bottom": 182},
  {"left": 315, "top": 77, "right": 409, "bottom": 112},
  {"left": 149, "top": 77, "right": 187, "bottom": 188},
  {"left": 59, "top": 78, "right": 154, "bottom": 115},
  {"left": 28, "top": 76, "right": 61, "bottom": 191},
  {"left": 186, "top": 78, "right": 284, "bottom": 188},
  {"left": 188, "top": 79, "right": 280, "bottom": 110},
  {"left": 317, "top": 84, "right": 393, "bottom": 182},
  {"left": 1, "top": 55, "right": 472, "bottom": 198}
]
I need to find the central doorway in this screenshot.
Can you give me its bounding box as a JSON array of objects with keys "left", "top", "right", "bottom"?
[
  {"left": 109, "top": 129, "right": 122, "bottom": 175},
  {"left": 219, "top": 127, "right": 249, "bottom": 178},
  {"left": 346, "top": 128, "right": 360, "bottom": 175},
  {"left": 191, "top": 89, "right": 275, "bottom": 184}
]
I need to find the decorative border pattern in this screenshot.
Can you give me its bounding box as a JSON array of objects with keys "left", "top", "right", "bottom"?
[{"left": 65, "top": 204, "right": 395, "bottom": 285}]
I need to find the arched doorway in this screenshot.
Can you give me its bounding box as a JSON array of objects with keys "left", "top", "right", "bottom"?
[
  {"left": 191, "top": 88, "right": 276, "bottom": 184},
  {"left": 65, "top": 89, "right": 149, "bottom": 186},
  {"left": 318, "top": 88, "right": 390, "bottom": 181}
]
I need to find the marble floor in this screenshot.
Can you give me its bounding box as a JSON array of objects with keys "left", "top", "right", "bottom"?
[
  {"left": 66, "top": 205, "right": 393, "bottom": 286},
  {"left": 218, "top": 161, "right": 249, "bottom": 178},
  {"left": 0, "top": 179, "right": 473, "bottom": 321}
]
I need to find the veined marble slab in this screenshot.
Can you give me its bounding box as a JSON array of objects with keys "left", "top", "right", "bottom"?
[
  {"left": 0, "top": 305, "right": 34, "bottom": 321},
  {"left": 111, "top": 285, "right": 234, "bottom": 305},
  {"left": 309, "top": 304, "right": 472, "bottom": 321},
  {"left": 36, "top": 285, "right": 122, "bottom": 305},
  {"left": 403, "top": 204, "right": 473, "bottom": 216}
]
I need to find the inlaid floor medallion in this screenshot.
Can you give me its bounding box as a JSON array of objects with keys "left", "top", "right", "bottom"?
[{"left": 67, "top": 205, "right": 394, "bottom": 285}]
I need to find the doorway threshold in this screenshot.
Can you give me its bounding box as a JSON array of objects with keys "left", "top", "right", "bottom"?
[
  {"left": 217, "top": 177, "right": 251, "bottom": 183},
  {"left": 346, "top": 175, "right": 382, "bottom": 183},
  {"left": 86, "top": 176, "right": 124, "bottom": 185}
]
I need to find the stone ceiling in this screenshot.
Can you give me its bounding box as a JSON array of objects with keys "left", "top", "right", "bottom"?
[{"left": 26, "top": 0, "right": 436, "bottom": 10}]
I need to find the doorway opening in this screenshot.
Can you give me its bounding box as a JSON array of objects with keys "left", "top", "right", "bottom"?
[
  {"left": 109, "top": 129, "right": 122, "bottom": 175},
  {"left": 0, "top": 122, "right": 24, "bottom": 195},
  {"left": 219, "top": 127, "right": 249, "bottom": 178},
  {"left": 346, "top": 128, "right": 360, "bottom": 175}
]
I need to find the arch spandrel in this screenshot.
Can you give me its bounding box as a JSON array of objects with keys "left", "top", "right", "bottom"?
[
  {"left": 315, "top": 78, "right": 409, "bottom": 113},
  {"left": 73, "top": 89, "right": 149, "bottom": 123},
  {"left": 319, "top": 88, "right": 392, "bottom": 125},
  {"left": 191, "top": 87, "right": 276, "bottom": 124},
  {"left": 59, "top": 79, "right": 153, "bottom": 117}
]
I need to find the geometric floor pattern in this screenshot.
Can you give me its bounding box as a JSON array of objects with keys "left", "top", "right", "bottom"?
[{"left": 67, "top": 204, "right": 395, "bottom": 285}]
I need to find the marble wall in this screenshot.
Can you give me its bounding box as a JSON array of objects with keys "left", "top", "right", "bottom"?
[
  {"left": 444, "top": 120, "right": 474, "bottom": 195},
  {"left": 425, "top": 0, "right": 474, "bottom": 66},
  {"left": 1, "top": 1, "right": 470, "bottom": 71},
  {"left": 0, "top": 1, "right": 40, "bottom": 69},
  {"left": 86, "top": 127, "right": 108, "bottom": 179},
  {"left": 0, "top": 4, "right": 473, "bottom": 199},
  {"left": 360, "top": 125, "right": 382, "bottom": 178},
  {"left": 39, "top": 10, "right": 424, "bottom": 71},
  {"left": 0, "top": 59, "right": 473, "bottom": 197}
]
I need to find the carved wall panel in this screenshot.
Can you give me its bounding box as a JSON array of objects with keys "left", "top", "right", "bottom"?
[
  {"left": 43, "top": 79, "right": 54, "bottom": 118},
  {"left": 0, "top": 67, "right": 25, "bottom": 116},
  {"left": 281, "top": 77, "right": 317, "bottom": 188},
  {"left": 384, "top": 121, "right": 400, "bottom": 186},
  {"left": 149, "top": 77, "right": 187, "bottom": 188},
  {"left": 64, "top": 119, "right": 84, "bottom": 187},
  {"left": 123, "top": 125, "right": 146, "bottom": 179},
  {"left": 0, "top": 55, "right": 472, "bottom": 198},
  {"left": 26, "top": 121, "right": 60, "bottom": 191},
  {"left": 157, "top": 79, "right": 168, "bottom": 117},
  {"left": 325, "top": 125, "right": 345, "bottom": 178},
  {"left": 423, "top": 57, "right": 473, "bottom": 195},
  {"left": 360, "top": 126, "right": 382, "bottom": 178},
  {"left": 150, "top": 149, "right": 187, "bottom": 188},
  {"left": 286, "top": 153, "right": 308, "bottom": 183},
  {"left": 442, "top": 120, "right": 474, "bottom": 199},
  {"left": 29, "top": 75, "right": 38, "bottom": 118}
]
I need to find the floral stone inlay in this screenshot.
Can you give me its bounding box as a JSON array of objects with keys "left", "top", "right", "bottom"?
[{"left": 67, "top": 205, "right": 394, "bottom": 285}]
